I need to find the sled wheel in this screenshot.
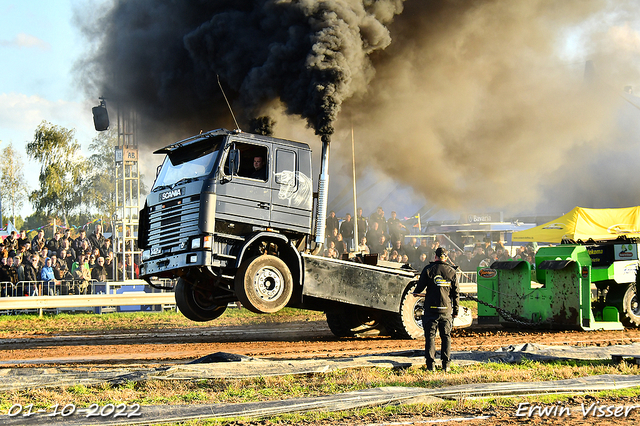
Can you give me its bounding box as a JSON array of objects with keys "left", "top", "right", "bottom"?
[
  {"left": 175, "top": 278, "right": 227, "bottom": 322},
  {"left": 382, "top": 283, "right": 424, "bottom": 339},
  {"left": 235, "top": 255, "right": 293, "bottom": 314}
]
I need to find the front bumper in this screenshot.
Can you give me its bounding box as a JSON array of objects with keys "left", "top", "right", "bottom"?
[{"left": 140, "top": 251, "right": 218, "bottom": 278}]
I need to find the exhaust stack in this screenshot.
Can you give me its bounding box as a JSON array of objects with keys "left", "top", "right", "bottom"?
[{"left": 314, "top": 135, "right": 331, "bottom": 246}]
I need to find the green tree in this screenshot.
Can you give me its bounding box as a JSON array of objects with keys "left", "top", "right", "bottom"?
[
  {"left": 26, "top": 121, "right": 88, "bottom": 227},
  {"left": 23, "top": 211, "right": 49, "bottom": 235},
  {"left": 0, "top": 141, "right": 29, "bottom": 226}
]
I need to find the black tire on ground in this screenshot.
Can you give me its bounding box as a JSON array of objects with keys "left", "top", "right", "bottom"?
[
  {"left": 174, "top": 278, "right": 227, "bottom": 322},
  {"left": 325, "top": 306, "right": 385, "bottom": 338},
  {"left": 621, "top": 284, "right": 640, "bottom": 328},
  {"left": 381, "top": 283, "right": 424, "bottom": 339},
  {"left": 235, "top": 255, "right": 293, "bottom": 314}
]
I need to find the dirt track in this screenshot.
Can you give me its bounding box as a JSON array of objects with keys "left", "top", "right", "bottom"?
[
  {"left": 2, "top": 320, "right": 640, "bottom": 366},
  {"left": 2, "top": 321, "right": 640, "bottom": 425}
]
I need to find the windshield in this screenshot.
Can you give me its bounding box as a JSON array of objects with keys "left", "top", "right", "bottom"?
[{"left": 152, "top": 138, "right": 222, "bottom": 191}]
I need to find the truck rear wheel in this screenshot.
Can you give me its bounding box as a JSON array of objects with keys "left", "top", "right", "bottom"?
[
  {"left": 235, "top": 255, "right": 293, "bottom": 314},
  {"left": 382, "top": 283, "right": 424, "bottom": 339},
  {"left": 175, "top": 278, "right": 227, "bottom": 322},
  {"left": 325, "top": 306, "right": 385, "bottom": 337},
  {"left": 622, "top": 284, "right": 640, "bottom": 327}
]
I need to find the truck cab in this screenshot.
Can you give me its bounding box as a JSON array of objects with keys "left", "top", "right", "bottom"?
[{"left": 139, "top": 129, "right": 313, "bottom": 320}]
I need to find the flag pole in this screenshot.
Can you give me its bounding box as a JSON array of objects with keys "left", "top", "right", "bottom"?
[{"left": 351, "top": 125, "right": 358, "bottom": 252}]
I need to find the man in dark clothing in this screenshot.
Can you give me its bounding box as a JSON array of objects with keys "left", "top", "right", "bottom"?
[
  {"left": 31, "top": 230, "right": 46, "bottom": 253},
  {"left": 369, "top": 206, "right": 386, "bottom": 236},
  {"left": 6, "top": 256, "right": 18, "bottom": 285},
  {"left": 0, "top": 257, "right": 12, "bottom": 283},
  {"left": 339, "top": 213, "right": 354, "bottom": 251},
  {"left": 249, "top": 155, "right": 267, "bottom": 180},
  {"left": 23, "top": 254, "right": 39, "bottom": 296},
  {"left": 89, "top": 224, "right": 106, "bottom": 254},
  {"left": 368, "top": 235, "right": 386, "bottom": 257},
  {"left": 365, "top": 221, "right": 383, "bottom": 250},
  {"left": 413, "top": 247, "right": 460, "bottom": 372},
  {"left": 73, "top": 229, "right": 90, "bottom": 255},
  {"left": 392, "top": 240, "right": 407, "bottom": 259},
  {"left": 61, "top": 228, "right": 72, "bottom": 245},
  {"left": 457, "top": 250, "right": 474, "bottom": 272},
  {"left": 325, "top": 211, "right": 339, "bottom": 241},
  {"left": 46, "top": 231, "right": 62, "bottom": 255},
  {"left": 91, "top": 256, "right": 108, "bottom": 282},
  {"left": 4, "top": 231, "right": 18, "bottom": 252},
  {"left": 17, "top": 230, "right": 29, "bottom": 250},
  {"left": 387, "top": 211, "right": 407, "bottom": 243},
  {"left": 417, "top": 238, "right": 430, "bottom": 259},
  {"left": 356, "top": 207, "right": 368, "bottom": 242},
  {"left": 404, "top": 237, "right": 419, "bottom": 264}
]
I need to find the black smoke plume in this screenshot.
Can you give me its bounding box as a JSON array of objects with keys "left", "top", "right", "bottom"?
[
  {"left": 249, "top": 116, "right": 276, "bottom": 136},
  {"left": 76, "top": 0, "right": 404, "bottom": 142},
  {"left": 76, "top": 0, "right": 640, "bottom": 215}
]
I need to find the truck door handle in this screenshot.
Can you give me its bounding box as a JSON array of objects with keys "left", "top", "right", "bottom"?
[{"left": 257, "top": 202, "right": 270, "bottom": 210}]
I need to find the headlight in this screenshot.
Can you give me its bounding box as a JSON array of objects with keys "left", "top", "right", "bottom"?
[
  {"left": 142, "top": 250, "right": 151, "bottom": 261},
  {"left": 203, "top": 235, "right": 212, "bottom": 249},
  {"left": 191, "top": 238, "right": 201, "bottom": 249}
]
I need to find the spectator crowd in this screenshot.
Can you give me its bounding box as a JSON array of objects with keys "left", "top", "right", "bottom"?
[
  {"left": 323, "top": 207, "right": 539, "bottom": 272},
  {"left": 0, "top": 224, "right": 139, "bottom": 297}
]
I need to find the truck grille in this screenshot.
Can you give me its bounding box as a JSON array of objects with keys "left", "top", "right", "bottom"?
[{"left": 147, "top": 195, "right": 201, "bottom": 251}]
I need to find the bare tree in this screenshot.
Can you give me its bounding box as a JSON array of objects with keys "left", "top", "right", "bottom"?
[{"left": 0, "top": 141, "right": 29, "bottom": 225}]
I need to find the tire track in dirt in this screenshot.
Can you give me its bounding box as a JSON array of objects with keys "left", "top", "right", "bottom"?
[{"left": 2, "top": 321, "right": 640, "bottom": 366}]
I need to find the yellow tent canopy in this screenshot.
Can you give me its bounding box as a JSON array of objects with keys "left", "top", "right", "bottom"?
[{"left": 512, "top": 206, "right": 640, "bottom": 243}]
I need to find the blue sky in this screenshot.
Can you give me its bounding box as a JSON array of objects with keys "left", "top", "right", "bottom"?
[{"left": 0, "top": 1, "right": 100, "bottom": 216}]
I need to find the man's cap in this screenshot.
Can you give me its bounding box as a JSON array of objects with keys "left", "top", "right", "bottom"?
[{"left": 435, "top": 247, "right": 448, "bottom": 258}]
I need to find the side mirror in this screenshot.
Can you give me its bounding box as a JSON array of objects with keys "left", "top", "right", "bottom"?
[{"left": 229, "top": 148, "right": 240, "bottom": 175}]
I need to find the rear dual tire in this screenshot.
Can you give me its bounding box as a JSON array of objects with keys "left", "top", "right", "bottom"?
[
  {"left": 325, "top": 307, "right": 385, "bottom": 337},
  {"left": 382, "top": 283, "right": 425, "bottom": 339}
]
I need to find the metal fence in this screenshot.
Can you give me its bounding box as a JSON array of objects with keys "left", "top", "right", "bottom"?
[
  {"left": 2, "top": 280, "right": 96, "bottom": 298},
  {"left": 457, "top": 271, "right": 477, "bottom": 284},
  {"left": 0, "top": 279, "right": 176, "bottom": 316}
]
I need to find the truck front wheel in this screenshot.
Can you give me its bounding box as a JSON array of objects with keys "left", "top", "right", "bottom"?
[
  {"left": 175, "top": 278, "right": 227, "bottom": 322},
  {"left": 235, "top": 255, "right": 293, "bottom": 314}
]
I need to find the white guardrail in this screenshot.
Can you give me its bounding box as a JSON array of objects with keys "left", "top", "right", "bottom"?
[{"left": 0, "top": 279, "right": 175, "bottom": 312}]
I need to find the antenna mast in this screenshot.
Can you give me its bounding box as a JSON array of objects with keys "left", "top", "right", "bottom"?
[{"left": 217, "top": 75, "right": 241, "bottom": 131}]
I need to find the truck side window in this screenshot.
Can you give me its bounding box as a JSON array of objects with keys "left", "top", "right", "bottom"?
[
  {"left": 275, "top": 149, "right": 297, "bottom": 188},
  {"left": 226, "top": 142, "right": 268, "bottom": 181}
]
